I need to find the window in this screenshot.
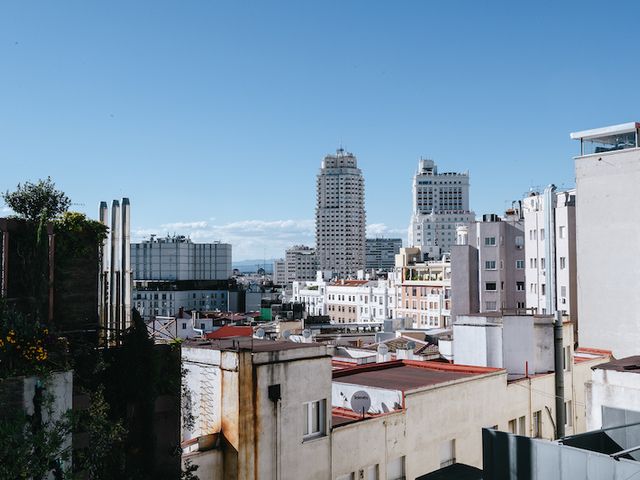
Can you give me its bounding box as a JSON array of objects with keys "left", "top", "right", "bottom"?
[
  {"left": 484, "top": 236, "right": 496, "bottom": 246},
  {"left": 515, "top": 235, "right": 524, "bottom": 249},
  {"left": 565, "top": 401, "right": 573, "bottom": 427},
  {"left": 386, "top": 456, "right": 405, "bottom": 480},
  {"left": 540, "top": 258, "right": 546, "bottom": 269},
  {"left": 563, "top": 346, "right": 572, "bottom": 372},
  {"left": 516, "top": 282, "right": 525, "bottom": 291},
  {"left": 518, "top": 416, "right": 526, "bottom": 435},
  {"left": 533, "top": 411, "right": 542, "bottom": 438},
  {"left": 516, "top": 260, "right": 525, "bottom": 269},
  {"left": 540, "top": 228, "right": 545, "bottom": 240},
  {"left": 181, "top": 322, "right": 187, "bottom": 330},
  {"left": 560, "top": 257, "right": 566, "bottom": 269},
  {"left": 485, "top": 260, "right": 496, "bottom": 270},
  {"left": 558, "top": 226, "right": 565, "bottom": 239},
  {"left": 485, "top": 282, "right": 497, "bottom": 291},
  {"left": 541, "top": 284, "right": 546, "bottom": 295},
  {"left": 485, "top": 301, "right": 497, "bottom": 311},
  {"left": 440, "top": 439, "right": 456, "bottom": 468},
  {"left": 508, "top": 419, "right": 517, "bottom": 434},
  {"left": 365, "top": 464, "right": 379, "bottom": 480},
  {"left": 303, "top": 399, "right": 326, "bottom": 440}
]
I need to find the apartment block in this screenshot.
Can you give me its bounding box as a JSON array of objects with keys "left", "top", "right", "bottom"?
[
  {"left": 450, "top": 212, "right": 526, "bottom": 320},
  {"left": 571, "top": 122, "right": 640, "bottom": 358},
  {"left": 407, "top": 159, "right": 475, "bottom": 259},
  {"left": 131, "top": 234, "right": 232, "bottom": 281},
  {"left": 523, "top": 188, "right": 577, "bottom": 320},
  {"left": 394, "top": 247, "right": 452, "bottom": 329},
  {"left": 366, "top": 237, "right": 402, "bottom": 271},
  {"left": 284, "top": 245, "right": 318, "bottom": 284}
]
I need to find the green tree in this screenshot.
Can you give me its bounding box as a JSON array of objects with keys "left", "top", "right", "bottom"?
[{"left": 2, "top": 177, "right": 71, "bottom": 222}]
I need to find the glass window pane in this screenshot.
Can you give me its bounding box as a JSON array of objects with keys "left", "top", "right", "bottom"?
[{"left": 303, "top": 404, "right": 309, "bottom": 436}]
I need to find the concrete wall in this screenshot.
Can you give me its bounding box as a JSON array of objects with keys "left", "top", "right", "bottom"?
[
  {"left": 575, "top": 148, "right": 640, "bottom": 357},
  {"left": 586, "top": 368, "right": 640, "bottom": 431}
]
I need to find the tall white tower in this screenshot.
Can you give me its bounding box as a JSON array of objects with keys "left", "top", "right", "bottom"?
[
  {"left": 408, "top": 159, "right": 474, "bottom": 259},
  {"left": 316, "top": 148, "right": 366, "bottom": 278}
]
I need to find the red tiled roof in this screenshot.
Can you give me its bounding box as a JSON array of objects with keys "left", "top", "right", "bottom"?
[
  {"left": 205, "top": 325, "right": 253, "bottom": 340},
  {"left": 332, "top": 360, "right": 502, "bottom": 391},
  {"left": 331, "top": 280, "right": 369, "bottom": 287}
]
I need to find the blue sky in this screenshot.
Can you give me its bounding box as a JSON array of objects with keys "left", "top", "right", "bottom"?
[{"left": 1, "top": 1, "right": 639, "bottom": 260}]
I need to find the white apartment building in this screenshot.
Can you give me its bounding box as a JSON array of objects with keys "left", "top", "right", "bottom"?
[
  {"left": 325, "top": 279, "right": 396, "bottom": 327},
  {"left": 571, "top": 122, "right": 640, "bottom": 358},
  {"left": 316, "top": 148, "right": 366, "bottom": 278},
  {"left": 394, "top": 247, "right": 452, "bottom": 329},
  {"left": 523, "top": 188, "right": 577, "bottom": 320},
  {"left": 284, "top": 245, "right": 318, "bottom": 284},
  {"left": 272, "top": 258, "right": 286, "bottom": 285},
  {"left": 134, "top": 288, "right": 230, "bottom": 319},
  {"left": 291, "top": 272, "right": 398, "bottom": 327},
  {"left": 407, "top": 159, "right": 475, "bottom": 259},
  {"left": 131, "top": 234, "right": 232, "bottom": 281}
]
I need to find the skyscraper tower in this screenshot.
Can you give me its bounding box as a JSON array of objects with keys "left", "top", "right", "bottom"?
[
  {"left": 408, "top": 158, "right": 475, "bottom": 259},
  {"left": 316, "top": 148, "right": 366, "bottom": 278}
]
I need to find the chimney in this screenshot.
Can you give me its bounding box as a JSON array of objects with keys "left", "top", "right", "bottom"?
[
  {"left": 110, "top": 200, "right": 121, "bottom": 344},
  {"left": 120, "top": 198, "right": 131, "bottom": 333}
]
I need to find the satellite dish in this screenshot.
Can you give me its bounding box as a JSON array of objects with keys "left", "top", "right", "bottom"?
[
  {"left": 377, "top": 344, "right": 389, "bottom": 356},
  {"left": 406, "top": 341, "right": 416, "bottom": 350},
  {"left": 350, "top": 390, "right": 371, "bottom": 415},
  {"left": 256, "top": 328, "right": 265, "bottom": 339},
  {"left": 302, "top": 329, "right": 311, "bottom": 339},
  {"left": 283, "top": 330, "right": 291, "bottom": 339}
]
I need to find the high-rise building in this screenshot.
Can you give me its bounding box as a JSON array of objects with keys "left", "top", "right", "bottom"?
[
  {"left": 131, "top": 235, "right": 232, "bottom": 281},
  {"left": 450, "top": 210, "right": 526, "bottom": 320},
  {"left": 522, "top": 187, "right": 577, "bottom": 321},
  {"left": 316, "top": 148, "right": 366, "bottom": 278},
  {"left": 285, "top": 245, "right": 318, "bottom": 284},
  {"left": 366, "top": 238, "right": 402, "bottom": 271},
  {"left": 407, "top": 159, "right": 475, "bottom": 259},
  {"left": 571, "top": 122, "right": 640, "bottom": 358}
]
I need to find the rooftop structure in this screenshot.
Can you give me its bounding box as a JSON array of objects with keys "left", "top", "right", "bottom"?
[{"left": 570, "top": 121, "right": 640, "bottom": 156}]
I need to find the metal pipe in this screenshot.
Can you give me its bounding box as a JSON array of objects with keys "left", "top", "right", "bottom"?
[
  {"left": 554, "top": 310, "right": 565, "bottom": 438},
  {"left": 110, "top": 200, "right": 120, "bottom": 344},
  {"left": 121, "top": 198, "right": 131, "bottom": 332}
]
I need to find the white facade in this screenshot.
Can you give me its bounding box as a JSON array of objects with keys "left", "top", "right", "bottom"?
[
  {"left": 131, "top": 235, "right": 232, "bottom": 281},
  {"left": 284, "top": 245, "right": 318, "bottom": 284},
  {"left": 571, "top": 122, "right": 640, "bottom": 357},
  {"left": 316, "top": 149, "right": 366, "bottom": 278},
  {"left": 291, "top": 272, "right": 397, "bottom": 327},
  {"left": 523, "top": 188, "right": 577, "bottom": 320},
  {"left": 134, "top": 288, "right": 229, "bottom": 319},
  {"left": 407, "top": 159, "right": 475, "bottom": 258}
]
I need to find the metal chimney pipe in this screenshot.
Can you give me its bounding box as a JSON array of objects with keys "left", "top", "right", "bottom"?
[
  {"left": 98, "top": 202, "right": 108, "bottom": 343},
  {"left": 120, "top": 198, "right": 131, "bottom": 333},
  {"left": 110, "top": 200, "right": 121, "bottom": 344},
  {"left": 554, "top": 310, "right": 565, "bottom": 438}
]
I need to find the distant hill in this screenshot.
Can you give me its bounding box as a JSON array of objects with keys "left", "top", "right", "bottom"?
[{"left": 232, "top": 259, "right": 276, "bottom": 274}]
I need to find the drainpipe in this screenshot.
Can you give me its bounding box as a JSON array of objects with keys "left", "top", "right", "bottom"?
[{"left": 554, "top": 310, "right": 565, "bottom": 439}]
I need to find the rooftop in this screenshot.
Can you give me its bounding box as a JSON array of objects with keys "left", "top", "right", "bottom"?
[
  {"left": 183, "top": 337, "right": 320, "bottom": 353},
  {"left": 332, "top": 360, "right": 501, "bottom": 392},
  {"left": 593, "top": 355, "right": 640, "bottom": 374},
  {"left": 570, "top": 122, "right": 640, "bottom": 140}
]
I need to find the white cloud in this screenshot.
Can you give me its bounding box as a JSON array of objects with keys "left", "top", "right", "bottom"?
[
  {"left": 366, "top": 223, "right": 406, "bottom": 238},
  {"left": 132, "top": 219, "right": 406, "bottom": 261},
  {"left": 133, "top": 218, "right": 315, "bottom": 261}
]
